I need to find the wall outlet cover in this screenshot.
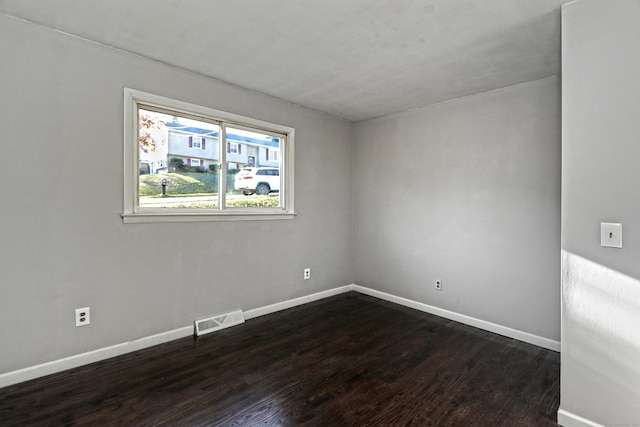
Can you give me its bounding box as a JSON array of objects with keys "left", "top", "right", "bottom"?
[
  {"left": 75, "top": 307, "right": 90, "bottom": 327},
  {"left": 600, "top": 222, "right": 622, "bottom": 248}
]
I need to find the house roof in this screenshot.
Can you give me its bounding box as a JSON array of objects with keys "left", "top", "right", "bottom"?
[{"left": 165, "top": 122, "right": 280, "bottom": 148}]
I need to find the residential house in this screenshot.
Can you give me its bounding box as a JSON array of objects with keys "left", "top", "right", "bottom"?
[{"left": 163, "top": 121, "right": 280, "bottom": 171}]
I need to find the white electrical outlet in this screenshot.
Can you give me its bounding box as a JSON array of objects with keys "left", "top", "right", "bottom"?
[
  {"left": 601, "top": 222, "right": 622, "bottom": 248},
  {"left": 435, "top": 280, "right": 442, "bottom": 291},
  {"left": 304, "top": 268, "right": 311, "bottom": 280},
  {"left": 75, "top": 307, "right": 90, "bottom": 327}
]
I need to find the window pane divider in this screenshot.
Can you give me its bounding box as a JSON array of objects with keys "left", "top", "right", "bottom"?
[{"left": 219, "top": 124, "right": 227, "bottom": 209}]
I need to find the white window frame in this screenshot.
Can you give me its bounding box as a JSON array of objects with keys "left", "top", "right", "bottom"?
[
  {"left": 123, "top": 88, "right": 295, "bottom": 223},
  {"left": 228, "top": 142, "right": 239, "bottom": 154},
  {"left": 191, "top": 158, "right": 201, "bottom": 167},
  {"left": 192, "top": 137, "right": 203, "bottom": 149}
]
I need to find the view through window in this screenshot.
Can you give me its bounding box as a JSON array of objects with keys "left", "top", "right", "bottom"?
[
  {"left": 123, "top": 89, "right": 294, "bottom": 222},
  {"left": 138, "top": 109, "right": 283, "bottom": 210}
]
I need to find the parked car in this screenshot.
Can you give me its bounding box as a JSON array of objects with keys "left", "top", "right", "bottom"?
[{"left": 234, "top": 167, "right": 280, "bottom": 195}]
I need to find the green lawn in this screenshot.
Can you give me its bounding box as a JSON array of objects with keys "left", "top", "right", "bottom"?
[
  {"left": 170, "top": 198, "right": 280, "bottom": 208},
  {"left": 139, "top": 172, "right": 233, "bottom": 197},
  {"left": 139, "top": 172, "right": 280, "bottom": 208}
]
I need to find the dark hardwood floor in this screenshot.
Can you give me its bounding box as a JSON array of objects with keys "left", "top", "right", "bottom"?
[{"left": 0, "top": 292, "right": 560, "bottom": 426}]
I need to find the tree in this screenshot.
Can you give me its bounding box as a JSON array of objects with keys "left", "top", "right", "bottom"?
[
  {"left": 169, "top": 157, "right": 187, "bottom": 172},
  {"left": 139, "top": 113, "right": 165, "bottom": 153}
]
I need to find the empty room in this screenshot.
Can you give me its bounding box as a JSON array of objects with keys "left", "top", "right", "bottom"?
[{"left": 0, "top": 1, "right": 638, "bottom": 426}]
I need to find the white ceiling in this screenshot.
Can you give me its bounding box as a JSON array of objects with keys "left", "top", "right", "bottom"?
[{"left": 0, "top": 0, "right": 569, "bottom": 122}]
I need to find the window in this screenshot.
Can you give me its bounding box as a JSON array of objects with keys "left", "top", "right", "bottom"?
[
  {"left": 228, "top": 142, "right": 239, "bottom": 154},
  {"left": 265, "top": 148, "right": 279, "bottom": 162},
  {"left": 123, "top": 88, "right": 295, "bottom": 223},
  {"left": 256, "top": 169, "right": 278, "bottom": 176}
]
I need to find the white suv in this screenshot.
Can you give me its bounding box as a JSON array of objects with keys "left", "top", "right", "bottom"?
[{"left": 234, "top": 167, "right": 280, "bottom": 195}]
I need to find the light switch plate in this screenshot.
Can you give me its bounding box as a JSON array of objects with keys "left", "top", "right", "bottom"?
[{"left": 601, "top": 223, "right": 622, "bottom": 248}]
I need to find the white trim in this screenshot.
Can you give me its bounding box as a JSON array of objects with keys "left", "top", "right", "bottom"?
[
  {"left": 244, "top": 286, "right": 352, "bottom": 320},
  {"left": 0, "top": 288, "right": 352, "bottom": 389},
  {"left": 121, "top": 212, "right": 296, "bottom": 223},
  {"left": 125, "top": 88, "right": 294, "bottom": 135},
  {"left": 0, "top": 284, "right": 559, "bottom": 389},
  {"left": 350, "top": 285, "right": 561, "bottom": 352},
  {"left": 0, "top": 326, "right": 192, "bottom": 389},
  {"left": 557, "top": 409, "right": 605, "bottom": 427}
]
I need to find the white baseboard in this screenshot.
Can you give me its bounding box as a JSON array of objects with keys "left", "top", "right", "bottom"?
[
  {"left": 244, "top": 285, "right": 352, "bottom": 320},
  {"left": 243, "top": 284, "right": 560, "bottom": 351},
  {"left": 557, "top": 409, "right": 604, "bottom": 427},
  {"left": 350, "top": 285, "right": 561, "bottom": 352},
  {"left": 0, "top": 283, "right": 559, "bottom": 389},
  {"left": 0, "top": 286, "right": 354, "bottom": 389},
  {"left": 0, "top": 326, "right": 193, "bottom": 389}
]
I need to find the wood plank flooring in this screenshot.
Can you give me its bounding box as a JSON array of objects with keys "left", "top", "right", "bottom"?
[{"left": 0, "top": 292, "right": 560, "bottom": 426}]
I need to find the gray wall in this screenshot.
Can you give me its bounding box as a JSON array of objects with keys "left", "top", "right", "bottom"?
[
  {"left": 0, "top": 14, "right": 353, "bottom": 374},
  {"left": 1, "top": 8, "right": 565, "bottom": 382},
  {"left": 560, "top": 0, "right": 640, "bottom": 424},
  {"left": 353, "top": 77, "right": 561, "bottom": 342}
]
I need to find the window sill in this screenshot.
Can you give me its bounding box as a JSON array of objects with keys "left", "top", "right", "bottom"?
[{"left": 121, "top": 211, "right": 296, "bottom": 224}]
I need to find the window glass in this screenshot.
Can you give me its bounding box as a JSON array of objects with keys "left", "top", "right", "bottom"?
[
  {"left": 227, "top": 127, "right": 282, "bottom": 208},
  {"left": 124, "top": 89, "right": 294, "bottom": 222},
  {"left": 138, "top": 108, "right": 219, "bottom": 209}
]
